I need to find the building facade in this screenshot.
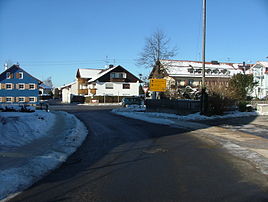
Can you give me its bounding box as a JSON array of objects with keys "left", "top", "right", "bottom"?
[
  {"left": 251, "top": 61, "right": 268, "bottom": 99},
  {"left": 149, "top": 60, "right": 251, "bottom": 98},
  {"left": 61, "top": 65, "right": 141, "bottom": 103},
  {"left": 0, "top": 65, "right": 41, "bottom": 105}
]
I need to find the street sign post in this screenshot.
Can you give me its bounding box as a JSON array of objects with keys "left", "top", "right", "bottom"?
[{"left": 149, "top": 79, "right": 166, "bottom": 92}]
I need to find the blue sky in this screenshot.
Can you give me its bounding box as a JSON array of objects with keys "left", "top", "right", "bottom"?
[{"left": 0, "top": 0, "right": 268, "bottom": 87}]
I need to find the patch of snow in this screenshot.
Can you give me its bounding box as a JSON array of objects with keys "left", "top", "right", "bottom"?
[
  {"left": 0, "top": 111, "right": 56, "bottom": 148},
  {"left": 223, "top": 142, "right": 268, "bottom": 175},
  {"left": 0, "top": 111, "right": 88, "bottom": 200},
  {"left": 112, "top": 108, "right": 259, "bottom": 123},
  {"left": 115, "top": 105, "right": 146, "bottom": 112}
]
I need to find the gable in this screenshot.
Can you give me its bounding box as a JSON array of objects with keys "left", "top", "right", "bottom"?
[
  {"left": 0, "top": 65, "right": 41, "bottom": 84},
  {"left": 149, "top": 61, "right": 168, "bottom": 79},
  {"left": 95, "top": 66, "right": 141, "bottom": 82}
]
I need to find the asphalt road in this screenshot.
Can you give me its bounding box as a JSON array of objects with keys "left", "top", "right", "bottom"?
[{"left": 10, "top": 105, "right": 268, "bottom": 202}]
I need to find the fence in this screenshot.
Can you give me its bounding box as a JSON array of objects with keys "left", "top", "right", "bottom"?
[
  {"left": 145, "top": 99, "right": 200, "bottom": 115},
  {"left": 250, "top": 100, "right": 268, "bottom": 108}
]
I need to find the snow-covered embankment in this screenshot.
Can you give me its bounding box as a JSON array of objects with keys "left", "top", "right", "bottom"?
[{"left": 0, "top": 111, "right": 88, "bottom": 200}]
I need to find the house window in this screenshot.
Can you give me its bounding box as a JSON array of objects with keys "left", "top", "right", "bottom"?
[
  {"left": 6, "top": 97, "right": 12, "bottom": 102},
  {"left": 188, "top": 79, "right": 194, "bottom": 86},
  {"left": 18, "top": 97, "right": 25, "bottom": 102},
  {"left": 6, "top": 72, "right": 11, "bottom": 79},
  {"left": 123, "top": 84, "right": 130, "bottom": 89},
  {"left": 18, "top": 83, "right": 25, "bottom": 90},
  {"left": 6, "top": 83, "right": 12, "bottom": 90},
  {"left": 29, "top": 97, "right": 36, "bottom": 102},
  {"left": 29, "top": 84, "right": 35, "bottom": 90},
  {"left": 105, "top": 83, "right": 113, "bottom": 89},
  {"left": 110, "top": 72, "right": 126, "bottom": 79},
  {"left": 179, "top": 80, "right": 186, "bottom": 86},
  {"left": 18, "top": 72, "right": 23, "bottom": 79}
]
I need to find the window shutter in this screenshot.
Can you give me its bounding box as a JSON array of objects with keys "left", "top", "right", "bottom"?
[
  {"left": 25, "top": 97, "right": 29, "bottom": 102},
  {"left": 11, "top": 97, "right": 14, "bottom": 102},
  {"left": 16, "top": 73, "right": 19, "bottom": 79},
  {"left": 11, "top": 84, "right": 14, "bottom": 89},
  {"left": 1, "top": 83, "right": 5, "bottom": 89},
  {"left": 34, "top": 84, "right": 37, "bottom": 89},
  {"left": 16, "top": 84, "right": 19, "bottom": 89},
  {"left": 2, "top": 97, "right": 6, "bottom": 102},
  {"left": 16, "top": 97, "right": 19, "bottom": 102},
  {"left": 25, "top": 84, "right": 29, "bottom": 89},
  {"left": 10, "top": 73, "right": 14, "bottom": 79}
]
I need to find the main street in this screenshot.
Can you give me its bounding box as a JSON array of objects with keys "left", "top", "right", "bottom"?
[{"left": 11, "top": 105, "right": 268, "bottom": 202}]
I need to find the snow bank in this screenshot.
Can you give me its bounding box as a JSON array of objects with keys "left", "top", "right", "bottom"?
[
  {"left": 112, "top": 108, "right": 259, "bottom": 123},
  {"left": 0, "top": 111, "right": 88, "bottom": 200},
  {"left": 115, "top": 105, "right": 146, "bottom": 112},
  {"left": 0, "top": 111, "right": 56, "bottom": 148}
]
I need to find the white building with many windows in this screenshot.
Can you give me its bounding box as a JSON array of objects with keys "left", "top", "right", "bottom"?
[
  {"left": 251, "top": 61, "right": 268, "bottom": 99},
  {"left": 61, "top": 65, "right": 141, "bottom": 103}
]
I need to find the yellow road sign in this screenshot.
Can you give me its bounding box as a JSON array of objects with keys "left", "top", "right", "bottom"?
[{"left": 149, "top": 79, "right": 166, "bottom": 92}]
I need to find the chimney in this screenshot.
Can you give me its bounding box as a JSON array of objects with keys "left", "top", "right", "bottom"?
[
  {"left": 109, "top": 64, "right": 114, "bottom": 68},
  {"left": 4, "top": 63, "right": 8, "bottom": 70}
]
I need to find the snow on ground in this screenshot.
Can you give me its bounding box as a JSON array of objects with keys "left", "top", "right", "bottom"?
[
  {"left": 0, "top": 111, "right": 56, "bottom": 148},
  {"left": 0, "top": 111, "right": 88, "bottom": 201},
  {"left": 112, "top": 105, "right": 259, "bottom": 124}
]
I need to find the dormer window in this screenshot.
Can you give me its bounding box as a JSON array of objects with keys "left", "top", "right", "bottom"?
[{"left": 6, "top": 72, "right": 11, "bottom": 79}]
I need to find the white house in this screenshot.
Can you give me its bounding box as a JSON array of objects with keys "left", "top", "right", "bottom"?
[
  {"left": 251, "top": 61, "right": 268, "bottom": 99},
  {"left": 61, "top": 65, "right": 141, "bottom": 103},
  {"left": 61, "top": 81, "right": 77, "bottom": 103}
]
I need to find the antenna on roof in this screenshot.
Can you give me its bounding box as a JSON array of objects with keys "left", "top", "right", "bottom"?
[
  {"left": 104, "top": 56, "right": 109, "bottom": 68},
  {"left": 16, "top": 62, "right": 20, "bottom": 66}
]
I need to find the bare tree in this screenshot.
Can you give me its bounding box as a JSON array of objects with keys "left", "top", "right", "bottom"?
[
  {"left": 43, "top": 77, "right": 53, "bottom": 88},
  {"left": 137, "top": 29, "right": 177, "bottom": 68}
]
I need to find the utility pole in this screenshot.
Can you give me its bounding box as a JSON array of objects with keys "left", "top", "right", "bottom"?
[
  {"left": 200, "top": 0, "right": 208, "bottom": 115},
  {"left": 201, "top": 0, "right": 206, "bottom": 87}
]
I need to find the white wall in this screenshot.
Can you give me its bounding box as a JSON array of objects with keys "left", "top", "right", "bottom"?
[
  {"left": 62, "top": 88, "right": 71, "bottom": 103},
  {"left": 92, "top": 81, "right": 140, "bottom": 96},
  {"left": 61, "top": 82, "right": 79, "bottom": 103},
  {"left": 71, "top": 81, "right": 79, "bottom": 95},
  {"left": 252, "top": 65, "right": 268, "bottom": 99}
]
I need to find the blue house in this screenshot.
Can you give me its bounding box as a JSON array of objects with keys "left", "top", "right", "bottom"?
[{"left": 0, "top": 64, "right": 41, "bottom": 105}]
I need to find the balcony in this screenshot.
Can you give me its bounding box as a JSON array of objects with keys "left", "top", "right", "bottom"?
[{"left": 78, "top": 89, "right": 88, "bottom": 95}]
